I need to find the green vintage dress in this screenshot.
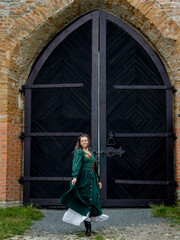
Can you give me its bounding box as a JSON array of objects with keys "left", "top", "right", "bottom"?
[{"left": 58, "top": 149, "right": 102, "bottom": 217}]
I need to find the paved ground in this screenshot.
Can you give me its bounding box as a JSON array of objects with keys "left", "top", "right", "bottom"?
[{"left": 6, "top": 208, "right": 180, "bottom": 240}]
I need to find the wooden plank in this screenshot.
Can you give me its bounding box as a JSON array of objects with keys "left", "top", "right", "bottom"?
[
  {"left": 99, "top": 10, "right": 107, "bottom": 203},
  {"left": 23, "top": 89, "right": 31, "bottom": 204},
  {"left": 101, "top": 199, "right": 171, "bottom": 207},
  {"left": 105, "top": 12, "right": 171, "bottom": 87},
  {"left": 28, "top": 13, "right": 94, "bottom": 86},
  {"left": 91, "top": 11, "right": 99, "bottom": 155},
  {"left": 166, "top": 89, "right": 175, "bottom": 204}
]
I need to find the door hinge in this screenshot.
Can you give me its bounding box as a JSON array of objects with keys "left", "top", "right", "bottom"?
[
  {"left": 19, "top": 85, "right": 26, "bottom": 94},
  {"left": 18, "top": 177, "right": 24, "bottom": 184},
  {"left": 19, "top": 132, "right": 25, "bottom": 140}
]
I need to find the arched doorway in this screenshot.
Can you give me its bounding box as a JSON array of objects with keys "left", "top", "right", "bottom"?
[{"left": 23, "top": 10, "right": 175, "bottom": 206}]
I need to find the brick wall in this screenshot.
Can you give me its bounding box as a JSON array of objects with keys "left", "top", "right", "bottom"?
[{"left": 0, "top": 0, "right": 179, "bottom": 206}]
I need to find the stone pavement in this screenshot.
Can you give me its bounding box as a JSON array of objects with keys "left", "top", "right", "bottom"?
[{"left": 5, "top": 208, "right": 180, "bottom": 240}]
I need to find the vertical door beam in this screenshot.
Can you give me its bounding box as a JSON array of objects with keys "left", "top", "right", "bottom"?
[
  {"left": 23, "top": 89, "right": 31, "bottom": 204},
  {"left": 99, "top": 11, "right": 107, "bottom": 203},
  {"left": 91, "top": 11, "right": 99, "bottom": 156},
  {"left": 166, "top": 89, "right": 175, "bottom": 204}
]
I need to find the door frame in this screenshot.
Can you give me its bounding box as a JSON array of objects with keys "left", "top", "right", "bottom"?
[{"left": 22, "top": 10, "right": 175, "bottom": 206}]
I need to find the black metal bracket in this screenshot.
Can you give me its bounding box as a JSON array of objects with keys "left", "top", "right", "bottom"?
[
  {"left": 19, "top": 132, "right": 25, "bottom": 140},
  {"left": 168, "top": 180, "right": 178, "bottom": 187},
  {"left": 173, "top": 133, "right": 177, "bottom": 141},
  {"left": 107, "top": 132, "right": 116, "bottom": 146},
  {"left": 18, "top": 177, "right": 24, "bottom": 184},
  {"left": 19, "top": 85, "right": 26, "bottom": 94},
  {"left": 175, "top": 180, "right": 179, "bottom": 187},
  {"left": 172, "top": 86, "right": 177, "bottom": 93}
]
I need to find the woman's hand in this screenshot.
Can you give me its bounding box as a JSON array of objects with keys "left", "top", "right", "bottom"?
[
  {"left": 72, "top": 178, "right": 77, "bottom": 185},
  {"left": 98, "top": 182, "right": 102, "bottom": 189}
]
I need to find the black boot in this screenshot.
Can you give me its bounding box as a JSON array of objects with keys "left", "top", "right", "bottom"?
[{"left": 84, "top": 220, "right": 91, "bottom": 237}]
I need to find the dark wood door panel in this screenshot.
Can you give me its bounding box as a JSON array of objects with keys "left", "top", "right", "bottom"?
[{"left": 100, "top": 11, "right": 175, "bottom": 206}]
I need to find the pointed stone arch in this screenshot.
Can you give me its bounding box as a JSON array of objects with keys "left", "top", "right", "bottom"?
[{"left": 0, "top": 0, "right": 179, "bottom": 205}]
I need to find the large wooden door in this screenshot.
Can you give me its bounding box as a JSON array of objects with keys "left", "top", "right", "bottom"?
[
  {"left": 99, "top": 12, "right": 175, "bottom": 206},
  {"left": 23, "top": 13, "right": 98, "bottom": 205},
  {"left": 22, "top": 10, "right": 175, "bottom": 206}
]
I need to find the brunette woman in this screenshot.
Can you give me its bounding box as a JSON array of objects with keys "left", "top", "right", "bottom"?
[{"left": 59, "top": 134, "right": 108, "bottom": 237}]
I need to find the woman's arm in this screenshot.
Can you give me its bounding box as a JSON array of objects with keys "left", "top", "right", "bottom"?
[{"left": 72, "top": 149, "right": 83, "bottom": 180}]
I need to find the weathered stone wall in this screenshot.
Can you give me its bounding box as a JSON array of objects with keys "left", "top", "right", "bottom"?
[{"left": 0, "top": 0, "right": 179, "bottom": 206}]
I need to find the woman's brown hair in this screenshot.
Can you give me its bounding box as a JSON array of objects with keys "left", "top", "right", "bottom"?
[{"left": 75, "top": 134, "right": 91, "bottom": 150}]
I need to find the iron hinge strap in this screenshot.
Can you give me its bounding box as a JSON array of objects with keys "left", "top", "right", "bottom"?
[
  {"left": 18, "top": 177, "right": 72, "bottom": 184},
  {"left": 171, "top": 86, "right": 177, "bottom": 93},
  {"left": 19, "top": 83, "right": 84, "bottom": 90},
  {"left": 19, "top": 132, "right": 25, "bottom": 140},
  {"left": 114, "top": 85, "right": 177, "bottom": 91},
  {"left": 19, "top": 85, "right": 25, "bottom": 94},
  {"left": 115, "top": 180, "right": 178, "bottom": 186}
]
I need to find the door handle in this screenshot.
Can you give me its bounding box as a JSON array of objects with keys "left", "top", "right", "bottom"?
[
  {"left": 93, "top": 146, "right": 125, "bottom": 157},
  {"left": 105, "top": 146, "right": 125, "bottom": 157}
]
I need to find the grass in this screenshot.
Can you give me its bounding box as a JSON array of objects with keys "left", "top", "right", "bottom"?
[
  {"left": 76, "top": 231, "right": 106, "bottom": 239},
  {"left": 76, "top": 233, "right": 86, "bottom": 237},
  {"left": 0, "top": 203, "right": 44, "bottom": 240},
  {"left": 95, "top": 236, "right": 105, "bottom": 240},
  {"left": 150, "top": 201, "right": 180, "bottom": 226}
]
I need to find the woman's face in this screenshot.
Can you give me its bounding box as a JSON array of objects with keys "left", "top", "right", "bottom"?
[{"left": 80, "top": 137, "right": 89, "bottom": 148}]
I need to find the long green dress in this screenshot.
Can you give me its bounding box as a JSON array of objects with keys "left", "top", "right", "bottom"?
[{"left": 58, "top": 148, "right": 102, "bottom": 217}]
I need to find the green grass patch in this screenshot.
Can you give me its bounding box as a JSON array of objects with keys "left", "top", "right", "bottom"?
[
  {"left": 76, "top": 233, "right": 86, "bottom": 237},
  {"left": 76, "top": 231, "right": 105, "bottom": 239},
  {"left": 0, "top": 203, "right": 44, "bottom": 240},
  {"left": 95, "top": 236, "right": 105, "bottom": 240},
  {"left": 150, "top": 201, "right": 180, "bottom": 225}
]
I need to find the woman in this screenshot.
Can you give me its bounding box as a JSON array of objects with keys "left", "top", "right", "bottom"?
[{"left": 58, "top": 134, "right": 108, "bottom": 237}]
